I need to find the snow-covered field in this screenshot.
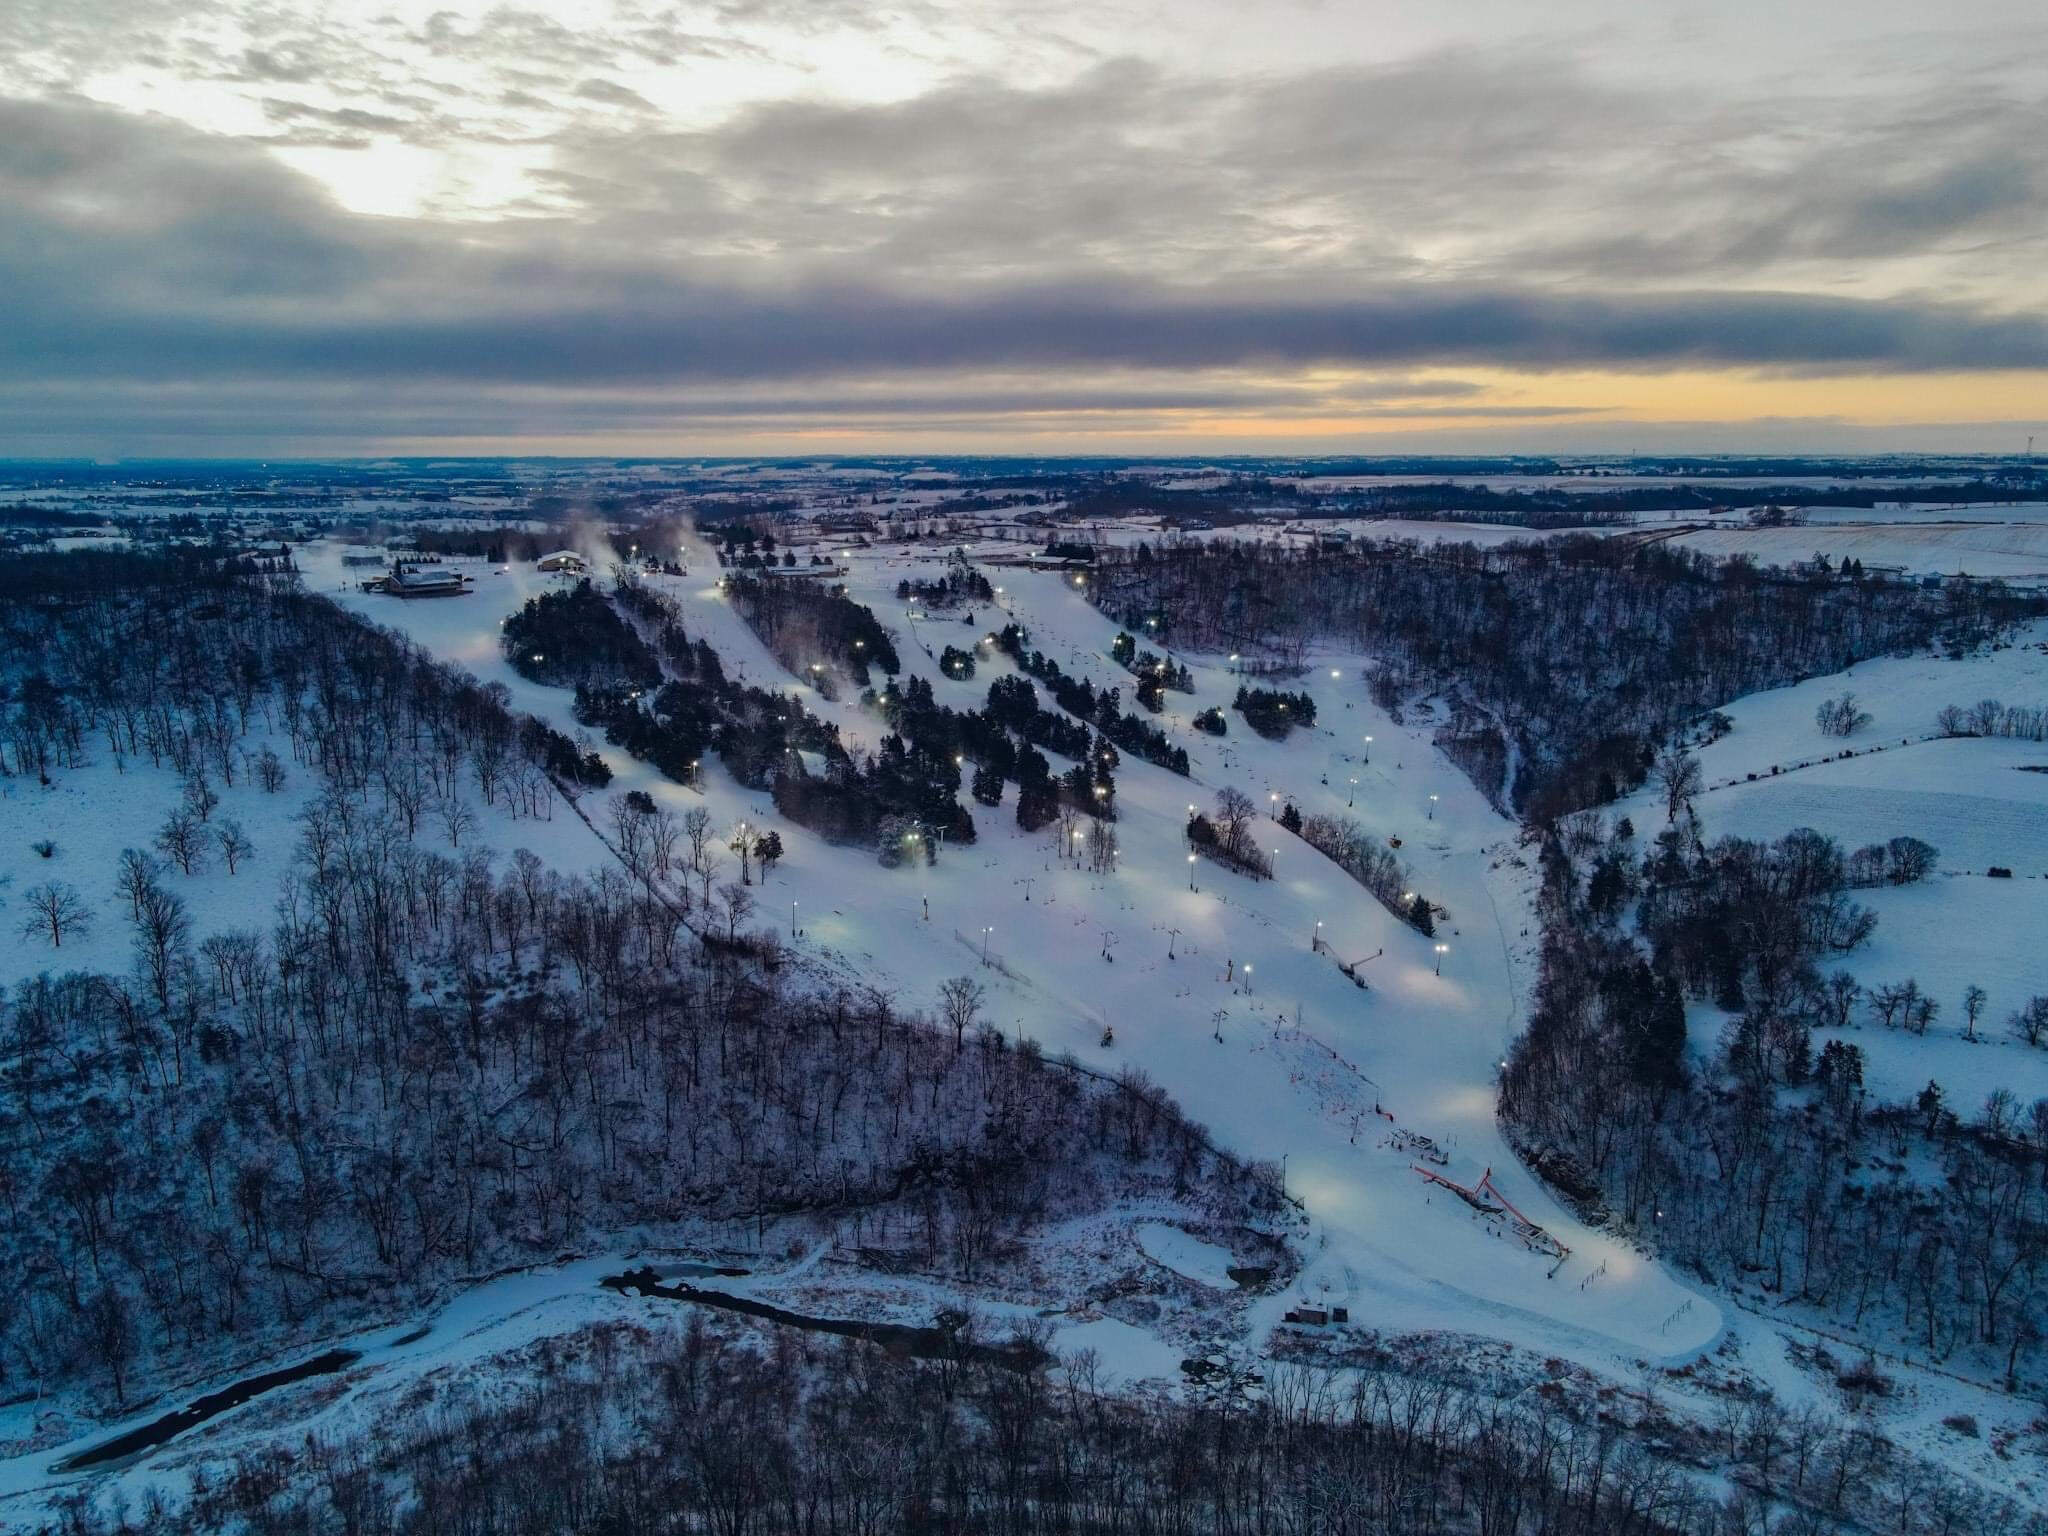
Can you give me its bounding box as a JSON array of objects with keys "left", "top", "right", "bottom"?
[
  {"left": 1616, "top": 625, "right": 2048, "bottom": 1109},
  {"left": 1036, "top": 506, "right": 2048, "bottom": 582},
  {"left": 1664, "top": 518, "right": 2048, "bottom": 581}
]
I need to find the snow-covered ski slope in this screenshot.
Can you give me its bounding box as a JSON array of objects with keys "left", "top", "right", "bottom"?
[{"left": 297, "top": 537, "right": 1723, "bottom": 1372}]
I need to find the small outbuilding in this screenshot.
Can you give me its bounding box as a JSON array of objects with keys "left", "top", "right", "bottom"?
[{"left": 384, "top": 565, "right": 470, "bottom": 598}]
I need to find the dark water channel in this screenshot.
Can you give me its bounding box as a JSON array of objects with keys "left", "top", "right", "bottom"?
[
  {"left": 601, "top": 1267, "right": 1049, "bottom": 1372},
  {"left": 54, "top": 1349, "right": 362, "bottom": 1472},
  {"left": 51, "top": 1258, "right": 1031, "bottom": 1474}
]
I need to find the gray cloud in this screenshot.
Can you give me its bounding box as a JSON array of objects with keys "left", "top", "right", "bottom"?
[
  {"left": 2, "top": 93, "right": 2046, "bottom": 403},
  {"left": 0, "top": 11, "right": 2043, "bottom": 452},
  {"left": 574, "top": 77, "right": 656, "bottom": 110}
]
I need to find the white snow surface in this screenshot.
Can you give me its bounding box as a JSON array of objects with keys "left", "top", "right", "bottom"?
[
  {"left": 1664, "top": 519, "right": 2048, "bottom": 580},
  {"left": 1134, "top": 1224, "right": 1240, "bottom": 1290},
  {"left": 1052, "top": 1318, "right": 1189, "bottom": 1385}
]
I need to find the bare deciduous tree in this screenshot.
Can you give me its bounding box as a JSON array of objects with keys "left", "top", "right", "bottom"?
[
  {"left": 1654, "top": 745, "right": 1702, "bottom": 824},
  {"left": 1213, "top": 787, "right": 1256, "bottom": 859},
  {"left": 2010, "top": 996, "right": 2048, "bottom": 1048},
  {"left": 255, "top": 746, "right": 287, "bottom": 792},
  {"left": 18, "top": 881, "right": 90, "bottom": 947},
  {"left": 607, "top": 794, "right": 651, "bottom": 874},
  {"left": 216, "top": 819, "right": 252, "bottom": 875},
  {"left": 182, "top": 770, "right": 219, "bottom": 824},
  {"left": 1962, "top": 984, "right": 1987, "bottom": 1041},
  {"left": 1815, "top": 692, "right": 1872, "bottom": 736},
  {"left": 715, "top": 880, "right": 755, "bottom": 941},
  {"left": 116, "top": 847, "right": 164, "bottom": 921},
  {"left": 155, "top": 808, "right": 207, "bottom": 875},
  {"left": 1087, "top": 817, "right": 1119, "bottom": 874},
  {"left": 937, "top": 975, "right": 985, "bottom": 1051},
  {"left": 440, "top": 797, "right": 478, "bottom": 849}
]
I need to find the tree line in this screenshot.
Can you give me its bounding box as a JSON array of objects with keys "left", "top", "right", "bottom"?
[{"left": 1084, "top": 536, "right": 2035, "bottom": 817}]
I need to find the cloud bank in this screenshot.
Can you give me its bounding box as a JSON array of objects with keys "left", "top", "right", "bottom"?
[{"left": 0, "top": 3, "right": 2042, "bottom": 453}]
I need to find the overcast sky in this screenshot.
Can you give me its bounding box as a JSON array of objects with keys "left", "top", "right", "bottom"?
[{"left": 3, "top": 0, "right": 2045, "bottom": 456}]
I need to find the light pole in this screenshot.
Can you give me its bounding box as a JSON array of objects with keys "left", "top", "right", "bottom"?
[
  {"left": 1347, "top": 776, "right": 1358, "bottom": 807},
  {"left": 1187, "top": 853, "right": 1198, "bottom": 890},
  {"left": 791, "top": 901, "right": 798, "bottom": 937},
  {"left": 1435, "top": 942, "right": 1448, "bottom": 976},
  {"left": 1242, "top": 963, "right": 1253, "bottom": 995},
  {"left": 1313, "top": 920, "right": 1322, "bottom": 952},
  {"left": 982, "top": 925, "right": 994, "bottom": 965},
  {"left": 1427, "top": 793, "right": 1439, "bottom": 821},
  {"left": 1362, "top": 735, "right": 1372, "bottom": 763}
]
